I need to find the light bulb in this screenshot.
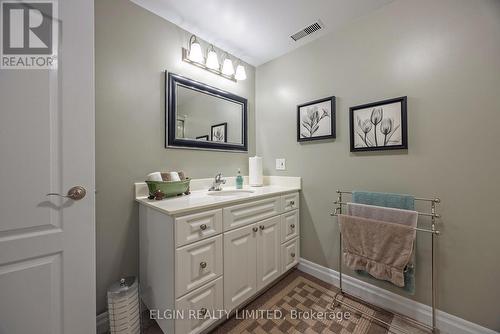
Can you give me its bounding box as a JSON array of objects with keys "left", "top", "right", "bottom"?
[
  {"left": 235, "top": 64, "right": 247, "bottom": 80},
  {"left": 188, "top": 38, "right": 203, "bottom": 63},
  {"left": 221, "top": 57, "right": 234, "bottom": 76},
  {"left": 206, "top": 48, "right": 219, "bottom": 70}
]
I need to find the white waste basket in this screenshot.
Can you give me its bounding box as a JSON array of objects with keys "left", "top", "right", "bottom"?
[{"left": 107, "top": 276, "right": 140, "bottom": 334}]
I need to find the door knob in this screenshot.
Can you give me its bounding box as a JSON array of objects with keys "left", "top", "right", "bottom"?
[{"left": 47, "top": 186, "right": 86, "bottom": 201}]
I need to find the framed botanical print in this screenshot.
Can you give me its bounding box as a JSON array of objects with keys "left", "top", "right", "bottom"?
[
  {"left": 297, "top": 96, "right": 336, "bottom": 142},
  {"left": 350, "top": 96, "right": 408, "bottom": 152},
  {"left": 211, "top": 123, "right": 227, "bottom": 142}
]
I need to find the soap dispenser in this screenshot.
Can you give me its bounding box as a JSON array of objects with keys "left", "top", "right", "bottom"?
[{"left": 236, "top": 169, "right": 243, "bottom": 189}]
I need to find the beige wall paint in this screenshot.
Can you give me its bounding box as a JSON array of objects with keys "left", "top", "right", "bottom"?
[
  {"left": 256, "top": 0, "right": 500, "bottom": 330},
  {"left": 95, "top": 0, "right": 255, "bottom": 313}
]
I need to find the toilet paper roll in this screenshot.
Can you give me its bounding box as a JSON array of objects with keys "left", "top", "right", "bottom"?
[
  {"left": 146, "top": 172, "right": 162, "bottom": 182},
  {"left": 249, "top": 156, "right": 263, "bottom": 186}
]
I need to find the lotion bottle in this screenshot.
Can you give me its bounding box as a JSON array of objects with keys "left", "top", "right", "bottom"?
[{"left": 236, "top": 169, "right": 243, "bottom": 189}]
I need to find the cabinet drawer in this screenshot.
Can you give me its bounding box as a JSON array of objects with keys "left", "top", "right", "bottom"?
[
  {"left": 176, "top": 235, "right": 223, "bottom": 298},
  {"left": 175, "top": 209, "right": 222, "bottom": 247},
  {"left": 282, "top": 192, "right": 299, "bottom": 212},
  {"left": 281, "top": 210, "right": 299, "bottom": 243},
  {"left": 175, "top": 277, "right": 224, "bottom": 334},
  {"left": 223, "top": 196, "right": 281, "bottom": 231},
  {"left": 282, "top": 237, "right": 299, "bottom": 273},
  {"left": 175, "top": 277, "right": 223, "bottom": 334}
]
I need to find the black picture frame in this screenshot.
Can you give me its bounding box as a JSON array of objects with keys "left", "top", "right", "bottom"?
[
  {"left": 196, "top": 135, "right": 209, "bottom": 140},
  {"left": 349, "top": 96, "right": 408, "bottom": 152},
  {"left": 166, "top": 72, "right": 248, "bottom": 152},
  {"left": 297, "top": 96, "right": 336, "bottom": 142},
  {"left": 211, "top": 123, "right": 227, "bottom": 142}
]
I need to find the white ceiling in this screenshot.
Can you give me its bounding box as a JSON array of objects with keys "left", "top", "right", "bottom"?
[{"left": 130, "top": 0, "right": 394, "bottom": 66}]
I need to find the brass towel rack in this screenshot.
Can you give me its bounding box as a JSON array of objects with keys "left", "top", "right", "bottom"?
[{"left": 330, "top": 190, "right": 441, "bottom": 334}]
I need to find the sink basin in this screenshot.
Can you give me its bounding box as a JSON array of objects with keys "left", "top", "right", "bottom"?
[{"left": 207, "top": 189, "right": 255, "bottom": 196}]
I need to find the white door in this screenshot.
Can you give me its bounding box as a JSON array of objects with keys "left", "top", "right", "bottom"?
[
  {"left": 0, "top": 0, "right": 95, "bottom": 333},
  {"left": 256, "top": 216, "right": 281, "bottom": 290},
  {"left": 223, "top": 223, "right": 257, "bottom": 311}
]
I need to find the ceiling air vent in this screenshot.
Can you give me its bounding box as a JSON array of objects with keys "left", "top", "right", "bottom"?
[{"left": 290, "top": 20, "right": 324, "bottom": 41}]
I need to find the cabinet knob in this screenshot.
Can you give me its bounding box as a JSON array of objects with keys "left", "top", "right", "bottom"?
[
  {"left": 200, "top": 308, "right": 208, "bottom": 316},
  {"left": 200, "top": 261, "right": 207, "bottom": 269},
  {"left": 259, "top": 225, "right": 265, "bottom": 230},
  {"left": 290, "top": 224, "right": 295, "bottom": 229},
  {"left": 252, "top": 227, "right": 258, "bottom": 232},
  {"left": 200, "top": 224, "right": 207, "bottom": 231},
  {"left": 290, "top": 200, "right": 295, "bottom": 206},
  {"left": 291, "top": 252, "right": 296, "bottom": 258}
]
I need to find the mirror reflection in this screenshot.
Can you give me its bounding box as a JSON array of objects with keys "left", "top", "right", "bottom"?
[{"left": 175, "top": 85, "right": 243, "bottom": 145}]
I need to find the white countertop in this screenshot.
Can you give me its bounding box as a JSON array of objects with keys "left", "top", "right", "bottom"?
[{"left": 135, "top": 176, "right": 301, "bottom": 216}]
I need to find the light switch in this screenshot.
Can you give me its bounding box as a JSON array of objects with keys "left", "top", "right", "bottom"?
[{"left": 275, "top": 158, "right": 286, "bottom": 170}]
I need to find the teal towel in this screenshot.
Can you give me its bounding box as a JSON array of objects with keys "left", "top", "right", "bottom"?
[
  {"left": 352, "top": 191, "right": 415, "bottom": 210},
  {"left": 352, "top": 190, "right": 416, "bottom": 294}
]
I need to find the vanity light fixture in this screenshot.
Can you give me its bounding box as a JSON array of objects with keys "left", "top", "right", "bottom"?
[
  {"left": 205, "top": 45, "right": 219, "bottom": 70},
  {"left": 221, "top": 53, "right": 235, "bottom": 76},
  {"left": 234, "top": 60, "right": 247, "bottom": 81},
  {"left": 187, "top": 35, "right": 203, "bottom": 63},
  {"left": 181, "top": 35, "right": 246, "bottom": 82}
]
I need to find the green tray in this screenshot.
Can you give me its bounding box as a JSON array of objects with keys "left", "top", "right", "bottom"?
[{"left": 146, "top": 179, "right": 190, "bottom": 198}]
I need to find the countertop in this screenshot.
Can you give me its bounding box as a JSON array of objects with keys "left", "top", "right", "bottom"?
[{"left": 135, "top": 183, "right": 300, "bottom": 216}]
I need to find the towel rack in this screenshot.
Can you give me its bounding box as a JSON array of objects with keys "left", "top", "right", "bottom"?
[{"left": 330, "top": 190, "right": 441, "bottom": 334}]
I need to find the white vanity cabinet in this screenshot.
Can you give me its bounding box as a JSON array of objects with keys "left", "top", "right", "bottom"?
[{"left": 139, "top": 190, "right": 300, "bottom": 334}]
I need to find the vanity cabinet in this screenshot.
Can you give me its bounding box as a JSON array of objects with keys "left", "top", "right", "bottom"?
[{"left": 139, "top": 191, "right": 300, "bottom": 334}]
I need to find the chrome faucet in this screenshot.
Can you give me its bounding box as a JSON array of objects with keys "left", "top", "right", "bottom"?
[{"left": 209, "top": 172, "right": 226, "bottom": 191}]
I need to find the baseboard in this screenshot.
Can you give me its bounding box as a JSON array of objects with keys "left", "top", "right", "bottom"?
[
  {"left": 298, "top": 257, "right": 498, "bottom": 334},
  {"left": 96, "top": 311, "right": 109, "bottom": 334}
]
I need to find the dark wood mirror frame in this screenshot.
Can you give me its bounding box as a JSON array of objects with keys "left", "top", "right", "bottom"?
[{"left": 166, "top": 72, "right": 248, "bottom": 152}]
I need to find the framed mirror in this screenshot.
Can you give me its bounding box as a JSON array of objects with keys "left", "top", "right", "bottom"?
[{"left": 166, "top": 72, "right": 248, "bottom": 152}]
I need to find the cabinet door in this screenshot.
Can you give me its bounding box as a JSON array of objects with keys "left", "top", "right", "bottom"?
[
  {"left": 282, "top": 238, "right": 299, "bottom": 273},
  {"left": 223, "top": 224, "right": 257, "bottom": 311},
  {"left": 256, "top": 216, "right": 281, "bottom": 290}
]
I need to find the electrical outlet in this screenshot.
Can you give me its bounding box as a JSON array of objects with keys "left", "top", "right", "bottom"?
[{"left": 275, "top": 158, "right": 286, "bottom": 170}]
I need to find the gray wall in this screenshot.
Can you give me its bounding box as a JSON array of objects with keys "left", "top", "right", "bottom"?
[
  {"left": 256, "top": 0, "right": 500, "bottom": 330},
  {"left": 95, "top": 0, "right": 255, "bottom": 314}
]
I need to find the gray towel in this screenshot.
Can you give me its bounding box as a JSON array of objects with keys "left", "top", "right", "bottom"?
[{"left": 347, "top": 203, "right": 418, "bottom": 228}]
